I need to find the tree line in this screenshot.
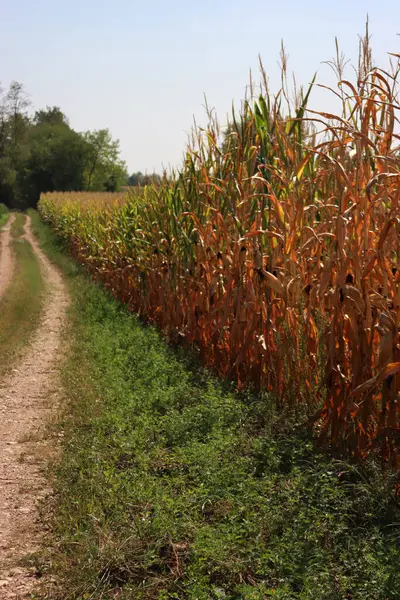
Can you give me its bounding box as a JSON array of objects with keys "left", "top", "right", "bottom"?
[
  {"left": 0, "top": 81, "right": 128, "bottom": 208},
  {"left": 126, "top": 171, "right": 162, "bottom": 187}
]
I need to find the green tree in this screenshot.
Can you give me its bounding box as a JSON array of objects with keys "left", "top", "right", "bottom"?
[
  {"left": 0, "top": 81, "right": 30, "bottom": 207},
  {"left": 34, "top": 106, "right": 69, "bottom": 127},
  {"left": 5, "top": 81, "right": 30, "bottom": 150},
  {"left": 19, "top": 109, "right": 89, "bottom": 206},
  {"left": 0, "top": 82, "right": 128, "bottom": 207},
  {"left": 83, "top": 129, "right": 126, "bottom": 191}
]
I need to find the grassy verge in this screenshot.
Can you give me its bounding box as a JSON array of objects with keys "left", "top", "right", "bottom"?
[
  {"left": 0, "top": 203, "right": 9, "bottom": 227},
  {"left": 0, "top": 213, "right": 45, "bottom": 377},
  {"left": 30, "top": 210, "right": 400, "bottom": 600},
  {"left": 11, "top": 211, "right": 27, "bottom": 237}
]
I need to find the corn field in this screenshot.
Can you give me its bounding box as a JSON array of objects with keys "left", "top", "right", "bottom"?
[{"left": 39, "top": 43, "right": 400, "bottom": 463}]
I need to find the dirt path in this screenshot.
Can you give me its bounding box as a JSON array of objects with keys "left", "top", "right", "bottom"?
[
  {"left": 0, "top": 214, "right": 15, "bottom": 298},
  {"left": 0, "top": 215, "right": 69, "bottom": 598}
]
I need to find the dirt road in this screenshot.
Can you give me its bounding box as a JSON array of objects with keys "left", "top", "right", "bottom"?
[
  {"left": 0, "top": 215, "right": 69, "bottom": 599},
  {"left": 0, "top": 215, "right": 15, "bottom": 298}
]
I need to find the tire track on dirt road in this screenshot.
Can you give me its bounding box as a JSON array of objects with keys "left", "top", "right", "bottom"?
[
  {"left": 0, "top": 214, "right": 16, "bottom": 298},
  {"left": 0, "top": 215, "right": 69, "bottom": 599}
]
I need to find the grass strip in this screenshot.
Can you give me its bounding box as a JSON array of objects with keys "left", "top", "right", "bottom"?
[
  {"left": 11, "top": 211, "right": 27, "bottom": 237},
  {"left": 0, "top": 213, "right": 45, "bottom": 377},
  {"left": 30, "top": 209, "right": 400, "bottom": 600},
  {"left": 0, "top": 203, "right": 9, "bottom": 227}
]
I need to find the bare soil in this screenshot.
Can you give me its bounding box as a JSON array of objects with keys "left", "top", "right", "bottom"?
[
  {"left": 0, "top": 215, "right": 69, "bottom": 599},
  {"left": 0, "top": 215, "right": 15, "bottom": 298}
]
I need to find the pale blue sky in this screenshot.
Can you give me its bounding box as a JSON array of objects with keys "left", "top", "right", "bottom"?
[{"left": 1, "top": 0, "right": 399, "bottom": 173}]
